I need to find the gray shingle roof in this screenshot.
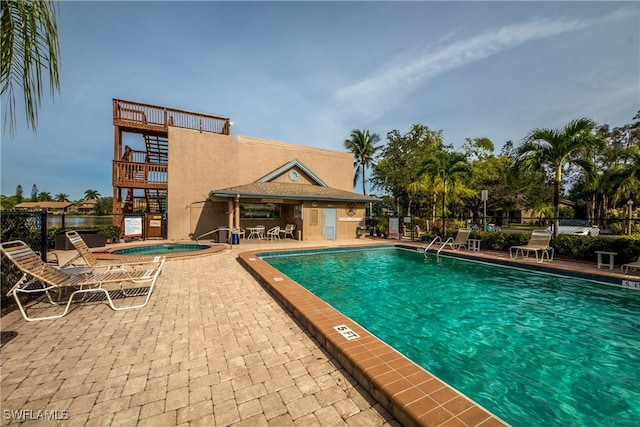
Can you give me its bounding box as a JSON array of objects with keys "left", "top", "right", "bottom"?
[{"left": 210, "top": 182, "right": 380, "bottom": 202}]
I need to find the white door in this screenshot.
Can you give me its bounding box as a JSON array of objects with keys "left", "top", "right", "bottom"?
[{"left": 322, "top": 208, "right": 336, "bottom": 240}]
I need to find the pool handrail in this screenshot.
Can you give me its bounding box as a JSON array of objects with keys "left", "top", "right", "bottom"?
[
  {"left": 195, "top": 227, "right": 232, "bottom": 249},
  {"left": 438, "top": 237, "right": 454, "bottom": 255},
  {"left": 424, "top": 235, "right": 442, "bottom": 254},
  {"left": 423, "top": 235, "right": 455, "bottom": 256}
]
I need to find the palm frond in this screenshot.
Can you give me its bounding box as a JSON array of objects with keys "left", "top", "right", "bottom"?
[{"left": 1, "top": 0, "right": 60, "bottom": 137}]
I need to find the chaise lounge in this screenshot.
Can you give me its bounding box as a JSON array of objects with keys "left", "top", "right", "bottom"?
[
  {"left": 443, "top": 229, "right": 472, "bottom": 251},
  {"left": 621, "top": 255, "right": 640, "bottom": 275},
  {"left": 64, "top": 230, "right": 165, "bottom": 270},
  {"left": 1, "top": 240, "right": 163, "bottom": 321},
  {"left": 509, "top": 230, "right": 554, "bottom": 263}
]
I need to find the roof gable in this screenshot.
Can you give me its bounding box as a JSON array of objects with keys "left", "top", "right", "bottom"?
[{"left": 257, "top": 159, "right": 327, "bottom": 187}]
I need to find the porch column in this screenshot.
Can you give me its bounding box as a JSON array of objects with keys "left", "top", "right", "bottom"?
[
  {"left": 235, "top": 195, "right": 240, "bottom": 230},
  {"left": 227, "top": 199, "right": 234, "bottom": 231}
]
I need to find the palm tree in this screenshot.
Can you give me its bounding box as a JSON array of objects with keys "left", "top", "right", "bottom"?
[
  {"left": 420, "top": 151, "right": 471, "bottom": 235},
  {"left": 84, "top": 189, "right": 100, "bottom": 200},
  {"left": 515, "top": 118, "right": 602, "bottom": 236},
  {"left": 406, "top": 177, "right": 430, "bottom": 217},
  {"left": 55, "top": 193, "right": 69, "bottom": 202},
  {"left": 37, "top": 191, "right": 52, "bottom": 201},
  {"left": 344, "top": 129, "right": 382, "bottom": 195},
  {"left": 612, "top": 147, "right": 640, "bottom": 200},
  {"left": 1, "top": 0, "right": 61, "bottom": 137}
]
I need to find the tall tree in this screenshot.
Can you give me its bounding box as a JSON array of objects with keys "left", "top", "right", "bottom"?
[
  {"left": 515, "top": 118, "right": 602, "bottom": 236},
  {"left": 84, "top": 189, "right": 100, "bottom": 200},
  {"left": 419, "top": 151, "right": 471, "bottom": 234},
  {"left": 15, "top": 184, "right": 23, "bottom": 203},
  {"left": 55, "top": 193, "right": 69, "bottom": 202},
  {"left": 406, "top": 176, "right": 430, "bottom": 217},
  {"left": 610, "top": 146, "right": 640, "bottom": 204},
  {"left": 371, "top": 124, "right": 446, "bottom": 214},
  {"left": 1, "top": 0, "right": 61, "bottom": 137},
  {"left": 30, "top": 184, "right": 37, "bottom": 201},
  {"left": 344, "top": 129, "right": 381, "bottom": 195},
  {"left": 96, "top": 196, "right": 113, "bottom": 215}
]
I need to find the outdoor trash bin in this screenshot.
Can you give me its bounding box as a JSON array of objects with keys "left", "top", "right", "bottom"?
[{"left": 231, "top": 232, "right": 240, "bottom": 245}]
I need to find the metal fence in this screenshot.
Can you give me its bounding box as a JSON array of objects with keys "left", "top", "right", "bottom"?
[
  {"left": 382, "top": 215, "right": 640, "bottom": 236},
  {"left": 1, "top": 210, "right": 48, "bottom": 310},
  {"left": 1, "top": 210, "right": 48, "bottom": 256}
]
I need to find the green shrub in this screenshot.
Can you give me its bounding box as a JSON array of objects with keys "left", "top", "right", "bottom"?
[
  {"left": 467, "top": 231, "right": 640, "bottom": 265},
  {"left": 608, "top": 222, "right": 623, "bottom": 235},
  {"left": 468, "top": 231, "right": 529, "bottom": 251},
  {"left": 47, "top": 225, "right": 121, "bottom": 249}
]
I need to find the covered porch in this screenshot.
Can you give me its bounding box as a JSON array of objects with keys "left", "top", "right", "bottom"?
[{"left": 192, "top": 182, "right": 378, "bottom": 243}]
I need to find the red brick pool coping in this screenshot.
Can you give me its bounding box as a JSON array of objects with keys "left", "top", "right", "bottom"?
[{"left": 237, "top": 245, "right": 508, "bottom": 427}]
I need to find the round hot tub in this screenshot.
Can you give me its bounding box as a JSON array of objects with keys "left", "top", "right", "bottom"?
[{"left": 101, "top": 243, "right": 225, "bottom": 259}]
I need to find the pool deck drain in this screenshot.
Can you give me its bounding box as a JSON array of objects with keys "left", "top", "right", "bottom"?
[{"left": 2, "top": 237, "right": 635, "bottom": 426}]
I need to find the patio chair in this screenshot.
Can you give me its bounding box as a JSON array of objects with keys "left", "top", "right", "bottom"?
[
  {"left": 64, "top": 230, "right": 165, "bottom": 270},
  {"left": 443, "top": 229, "right": 472, "bottom": 250},
  {"left": 233, "top": 227, "right": 246, "bottom": 239},
  {"left": 279, "top": 224, "right": 296, "bottom": 239},
  {"left": 509, "top": 230, "right": 554, "bottom": 263},
  {"left": 267, "top": 226, "right": 281, "bottom": 241},
  {"left": 621, "top": 255, "right": 640, "bottom": 275},
  {"left": 1, "top": 240, "right": 162, "bottom": 321}
]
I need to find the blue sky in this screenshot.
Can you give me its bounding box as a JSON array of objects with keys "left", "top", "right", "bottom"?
[{"left": 2, "top": 1, "right": 639, "bottom": 201}]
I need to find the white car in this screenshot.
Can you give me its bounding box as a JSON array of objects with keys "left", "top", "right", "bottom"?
[{"left": 547, "top": 219, "right": 600, "bottom": 236}]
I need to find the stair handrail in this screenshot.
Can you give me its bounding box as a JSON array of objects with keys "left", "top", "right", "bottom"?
[
  {"left": 437, "top": 237, "right": 454, "bottom": 255},
  {"left": 424, "top": 236, "right": 442, "bottom": 254},
  {"left": 195, "top": 227, "right": 231, "bottom": 247}
]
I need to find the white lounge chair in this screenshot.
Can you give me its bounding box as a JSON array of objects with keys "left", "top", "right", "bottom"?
[
  {"left": 509, "top": 231, "right": 554, "bottom": 262},
  {"left": 64, "top": 230, "right": 165, "bottom": 270},
  {"left": 621, "top": 255, "right": 640, "bottom": 275},
  {"left": 1, "top": 240, "right": 162, "bottom": 321},
  {"left": 440, "top": 229, "right": 472, "bottom": 251}
]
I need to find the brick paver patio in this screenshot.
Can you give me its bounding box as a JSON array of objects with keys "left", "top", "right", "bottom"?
[
  {"left": 2, "top": 236, "right": 633, "bottom": 426},
  {"left": 1, "top": 239, "right": 399, "bottom": 426}
]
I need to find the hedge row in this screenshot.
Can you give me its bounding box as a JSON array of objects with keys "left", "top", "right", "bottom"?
[
  {"left": 451, "top": 230, "right": 640, "bottom": 265},
  {"left": 45, "top": 225, "right": 122, "bottom": 249}
]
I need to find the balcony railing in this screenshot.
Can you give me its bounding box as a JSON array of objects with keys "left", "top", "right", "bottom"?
[
  {"left": 113, "top": 99, "right": 231, "bottom": 135},
  {"left": 113, "top": 161, "right": 167, "bottom": 189}
]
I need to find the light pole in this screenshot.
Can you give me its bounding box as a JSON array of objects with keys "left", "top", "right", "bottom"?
[{"left": 627, "top": 200, "right": 634, "bottom": 235}]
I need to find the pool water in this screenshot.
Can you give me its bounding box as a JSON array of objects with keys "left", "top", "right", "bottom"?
[
  {"left": 111, "top": 244, "right": 209, "bottom": 256},
  {"left": 264, "top": 247, "right": 640, "bottom": 427}
]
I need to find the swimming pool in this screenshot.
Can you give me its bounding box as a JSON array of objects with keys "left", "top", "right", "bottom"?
[
  {"left": 111, "top": 243, "right": 211, "bottom": 256},
  {"left": 263, "top": 246, "right": 640, "bottom": 427}
]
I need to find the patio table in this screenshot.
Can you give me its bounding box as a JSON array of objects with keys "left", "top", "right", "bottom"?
[{"left": 247, "top": 227, "right": 264, "bottom": 240}]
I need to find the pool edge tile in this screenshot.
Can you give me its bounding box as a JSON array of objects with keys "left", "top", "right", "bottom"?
[{"left": 237, "top": 246, "right": 509, "bottom": 427}]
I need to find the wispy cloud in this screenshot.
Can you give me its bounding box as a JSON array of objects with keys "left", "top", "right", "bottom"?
[{"left": 331, "top": 17, "right": 593, "bottom": 120}]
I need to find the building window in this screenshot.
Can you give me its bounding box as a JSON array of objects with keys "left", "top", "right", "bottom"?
[{"left": 240, "top": 203, "right": 281, "bottom": 219}]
